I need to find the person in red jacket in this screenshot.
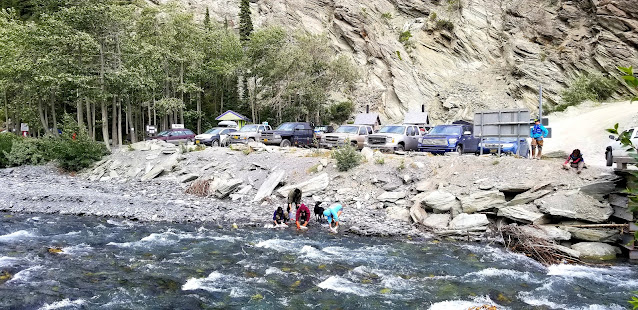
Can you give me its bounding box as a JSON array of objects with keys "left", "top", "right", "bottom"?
[
  {"left": 296, "top": 203, "right": 311, "bottom": 229},
  {"left": 563, "top": 149, "right": 585, "bottom": 174}
]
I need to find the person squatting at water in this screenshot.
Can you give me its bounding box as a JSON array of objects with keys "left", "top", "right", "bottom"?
[
  {"left": 530, "top": 118, "right": 549, "bottom": 160},
  {"left": 323, "top": 204, "right": 343, "bottom": 233},
  {"left": 287, "top": 188, "right": 302, "bottom": 219},
  {"left": 272, "top": 206, "right": 288, "bottom": 226},
  {"left": 563, "top": 149, "right": 585, "bottom": 174},
  {"left": 296, "top": 203, "right": 311, "bottom": 230}
]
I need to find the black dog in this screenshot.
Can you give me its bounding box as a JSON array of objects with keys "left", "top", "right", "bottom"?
[{"left": 314, "top": 202, "right": 325, "bottom": 222}]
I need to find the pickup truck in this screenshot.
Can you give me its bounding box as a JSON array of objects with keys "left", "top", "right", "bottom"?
[
  {"left": 606, "top": 126, "right": 638, "bottom": 166},
  {"left": 418, "top": 124, "right": 480, "bottom": 154},
  {"left": 229, "top": 124, "right": 272, "bottom": 144},
  {"left": 321, "top": 125, "right": 373, "bottom": 150},
  {"left": 364, "top": 124, "right": 422, "bottom": 151},
  {"left": 260, "top": 122, "right": 315, "bottom": 147}
]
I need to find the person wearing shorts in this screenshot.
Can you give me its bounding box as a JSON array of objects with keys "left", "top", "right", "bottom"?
[{"left": 530, "top": 119, "right": 548, "bottom": 159}]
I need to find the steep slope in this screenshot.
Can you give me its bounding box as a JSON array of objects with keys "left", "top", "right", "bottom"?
[{"left": 153, "top": 0, "right": 638, "bottom": 124}]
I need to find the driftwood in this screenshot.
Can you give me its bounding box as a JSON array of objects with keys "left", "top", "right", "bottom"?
[
  {"left": 185, "top": 179, "right": 210, "bottom": 197},
  {"left": 499, "top": 225, "right": 582, "bottom": 266}
]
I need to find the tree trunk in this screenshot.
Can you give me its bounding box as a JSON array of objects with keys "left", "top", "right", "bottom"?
[
  {"left": 179, "top": 61, "right": 184, "bottom": 124},
  {"left": 111, "top": 96, "right": 118, "bottom": 149},
  {"left": 127, "top": 97, "right": 136, "bottom": 143},
  {"left": 50, "top": 90, "right": 58, "bottom": 136},
  {"left": 197, "top": 85, "right": 202, "bottom": 134},
  {"left": 91, "top": 101, "right": 96, "bottom": 140},
  {"left": 77, "top": 97, "right": 84, "bottom": 130},
  {"left": 4, "top": 91, "right": 9, "bottom": 133},
  {"left": 99, "top": 41, "right": 109, "bottom": 149},
  {"left": 37, "top": 99, "right": 49, "bottom": 136},
  {"left": 85, "top": 98, "right": 93, "bottom": 139},
  {"left": 118, "top": 98, "right": 123, "bottom": 146}
]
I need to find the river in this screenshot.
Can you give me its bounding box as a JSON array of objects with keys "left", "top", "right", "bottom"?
[{"left": 0, "top": 213, "right": 635, "bottom": 309}]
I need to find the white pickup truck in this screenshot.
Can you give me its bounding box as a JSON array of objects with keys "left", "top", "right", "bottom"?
[{"left": 606, "top": 127, "right": 638, "bottom": 166}]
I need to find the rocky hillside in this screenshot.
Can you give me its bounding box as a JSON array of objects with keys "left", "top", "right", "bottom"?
[{"left": 152, "top": 0, "right": 638, "bottom": 124}]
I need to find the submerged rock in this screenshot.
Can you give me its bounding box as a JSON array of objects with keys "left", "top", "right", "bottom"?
[{"left": 571, "top": 242, "right": 620, "bottom": 260}]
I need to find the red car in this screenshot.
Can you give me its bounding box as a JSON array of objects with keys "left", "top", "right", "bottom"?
[{"left": 152, "top": 128, "right": 196, "bottom": 144}]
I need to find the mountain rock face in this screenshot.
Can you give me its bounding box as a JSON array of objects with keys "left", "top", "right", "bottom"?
[{"left": 154, "top": 0, "right": 638, "bottom": 123}]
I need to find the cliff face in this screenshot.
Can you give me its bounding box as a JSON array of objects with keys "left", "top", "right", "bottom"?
[{"left": 155, "top": 0, "right": 638, "bottom": 124}]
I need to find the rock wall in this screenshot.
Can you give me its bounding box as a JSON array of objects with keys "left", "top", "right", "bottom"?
[{"left": 152, "top": 0, "right": 638, "bottom": 124}]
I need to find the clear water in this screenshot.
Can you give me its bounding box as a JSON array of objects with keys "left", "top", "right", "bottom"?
[{"left": 0, "top": 213, "right": 636, "bottom": 309}]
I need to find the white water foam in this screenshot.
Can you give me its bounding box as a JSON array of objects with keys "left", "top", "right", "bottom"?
[
  {"left": 38, "top": 298, "right": 86, "bottom": 310},
  {"left": 547, "top": 264, "right": 638, "bottom": 287},
  {"left": 317, "top": 276, "right": 373, "bottom": 296},
  {"left": 182, "top": 271, "right": 258, "bottom": 297},
  {"left": 465, "top": 268, "right": 538, "bottom": 283},
  {"left": 61, "top": 244, "right": 93, "bottom": 256},
  {"left": 518, "top": 293, "right": 625, "bottom": 310},
  {"left": 8, "top": 265, "right": 44, "bottom": 283},
  {"left": 265, "top": 267, "right": 286, "bottom": 276},
  {"left": 459, "top": 244, "right": 543, "bottom": 268},
  {"left": 428, "top": 295, "right": 504, "bottom": 310},
  {"left": 0, "top": 256, "right": 20, "bottom": 267},
  {"left": 107, "top": 230, "right": 204, "bottom": 248},
  {"left": 0, "top": 230, "right": 36, "bottom": 242}
]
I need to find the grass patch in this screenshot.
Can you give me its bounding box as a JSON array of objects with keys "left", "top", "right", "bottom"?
[
  {"left": 399, "top": 31, "right": 412, "bottom": 44},
  {"left": 305, "top": 149, "right": 331, "bottom": 158},
  {"left": 242, "top": 146, "right": 254, "bottom": 155},
  {"left": 557, "top": 73, "right": 617, "bottom": 111},
  {"left": 375, "top": 157, "right": 385, "bottom": 165},
  {"left": 397, "top": 159, "right": 405, "bottom": 171},
  {"left": 307, "top": 163, "right": 321, "bottom": 174}
]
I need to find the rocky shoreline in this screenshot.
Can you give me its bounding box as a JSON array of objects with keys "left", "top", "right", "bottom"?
[{"left": 0, "top": 140, "right": 632, "bottom": 261}]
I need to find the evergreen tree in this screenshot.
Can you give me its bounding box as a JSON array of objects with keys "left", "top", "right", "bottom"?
[
  {"left": 238, "top": 0, "right": 252, "bottom": 42},
  {"left": 203, "top": 7, "right": 211, "bottom": 30}
]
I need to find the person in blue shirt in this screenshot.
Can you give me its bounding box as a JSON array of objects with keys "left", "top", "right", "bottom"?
[
  {"left": 530, "top": 119, "right": 549, "bottom": 159},
  {"left": 323, "top": 204, "right": 343, "bottom": 232}
]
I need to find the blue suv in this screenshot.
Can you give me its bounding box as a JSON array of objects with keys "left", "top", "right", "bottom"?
[{"left": 418, "top": 124, "right": 480, "bottom": 154}]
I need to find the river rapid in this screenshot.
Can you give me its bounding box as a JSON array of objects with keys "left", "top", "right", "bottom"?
[{"left": 0, "top": 213, "right": 636, "bottom": 309}]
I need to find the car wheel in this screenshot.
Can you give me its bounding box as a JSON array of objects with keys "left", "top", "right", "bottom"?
[
  {"left": 396, "top": 144, "right": 405, "bottom": 152},
  {"left": 351, "top": 141, "right": 358, "bottom": 148},
  {"left": 456, "top": 145, "right": 464, "bottom": 155},
  {"left": 280, "top": 139, "right": 291, "bottom": 147},
  {"left": 606, "top": 150, "right": 613, "bottom": 167},
  {"left": 212, "top": 140, "right": 219, "bottom": 147}
]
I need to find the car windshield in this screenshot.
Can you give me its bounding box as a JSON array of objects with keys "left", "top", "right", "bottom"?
[
  {"left": 276, "top": 123, "right": 296, "bottom": 131},
  {"left": 157, "top": 131, "right": 169, "bottom": 137},
  {"left": 204, "top": 128, "right": 223, "bottom": 135},
  {"left": 335, "top": 126, "right": 359, "bottom": 134},
  {"left": 428, "top": 126, "right": 461, "bottom": 135},
  {"left": 240, "top": 125, "right": 258, "bottom": 132},
  {"left": 378, "top": 126, "right": 405, "bottom": 134}
]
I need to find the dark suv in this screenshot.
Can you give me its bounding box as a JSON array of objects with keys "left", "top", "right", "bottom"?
[
  {"left": 152, "top": 128, "right": 196, "bottom": 144},
  {"left": 260, "top": 122, "right": 315, "bottom": 147}
]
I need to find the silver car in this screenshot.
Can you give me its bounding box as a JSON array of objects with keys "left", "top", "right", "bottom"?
[
  {"left": 229, "top": 124, "right": 272, "bottom": 144},
  {"left": 364, "top": 124, "right": 422, "bottom": 151}
]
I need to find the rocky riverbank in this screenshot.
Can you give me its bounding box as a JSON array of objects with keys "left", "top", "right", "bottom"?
[{"left": 0, "top": 140, "right": 632, "bottom": 261}]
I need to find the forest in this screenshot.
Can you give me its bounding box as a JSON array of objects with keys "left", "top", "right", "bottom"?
[{"left": 0, "top": 0, "right": 358, "bottom": 149}]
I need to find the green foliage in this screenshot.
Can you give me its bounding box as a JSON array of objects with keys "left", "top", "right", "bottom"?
[
  {"left": 332, "top": 144, "right": 362, "bottom": 172},
  {"left": 618, "top": 66, "right": 638, "bottom": 103},
  {"left": 398, "top": 31, "right": 412, "bottom": 44},
  {"left": 329, "top": 100, "right": 354, "bottom": 124},
  {"left": 447, "top": 0, "right": 462, "bottom": 11},
  {"left": 381, "top": 12, "right": 392, "bottom": 19},
  {"left": 396, "top": 50, "right": 402, "bottom": 60},
  {"left": 0, "top": 133, "right": 20, "bottom": 168},
  {"left": 559, "top": 73, "right": 617, "bottom": 110},
  {"left": 397, "top": 159, "right": 405, "bottom": 171},
  {"left": 435, "top": 19, "right": 455, "bottom": 31},
  {"left": 375, "top": 157, "right": 385, "bottom": 165},
  {"left": 630, "top": 293, "right": 638, "bottom": 310},
  {"left": 429, "top": 12, "right": 437, "bottom": 21},
  {"left": 239, "top": 0, "right": 253, "bottom": 42},
  {"left": 3, "top": 138, "right": 45, "bottom": 166}
]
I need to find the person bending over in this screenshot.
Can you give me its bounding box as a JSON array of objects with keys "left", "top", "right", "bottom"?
[
  {"left": 323, "top": 204, "right": 343, "bottom": 232},
  {"left": 273, "top": 206, "right": 288, "bottom": 226},
  {"left": 287, "top": 188, "right": 302, "bottom": 215},
  {"left": 296, "top": 203, "right": 311, "bottom": 229}
]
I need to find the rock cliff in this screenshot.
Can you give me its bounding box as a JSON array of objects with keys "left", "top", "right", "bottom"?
[{"left": 153, "top": 0, "right": 638, "bottom": 123}]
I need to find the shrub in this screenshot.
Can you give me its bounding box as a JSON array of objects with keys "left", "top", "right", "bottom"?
[
  {"left": 329, "top": 100, "right": 355, "bottom": 124},
  {"left": 429, "top": 12, "right": 437, "bottom": 21},
  {"left": 435, "top": 19, "right": 454, "bottom": 31},
  {"left": 398, "top": 31, "right": 412, "bottom": 44},
  {"left": 332, "top": 144, "right": 362, "bottom": 171},
  {"left": 0, "top": 133, "right": 20, "bottom": 168},
  {"left": 381, "top": 12, "right": 392, "bottom": 19},
  {"left": 4, "top": 138, "right": 46, "bottom": 166},
  {"left": 47, "top": 138, "right": 109, "bottom": 172},
  {"left": 560, "top": 73, "right": 617, "bottom": 109},
  {"left": 397, "top": 159, "right": 405, "bottom": 171},
  {"left": 375, "top": 157, "right": 385, "bottom": 165}
]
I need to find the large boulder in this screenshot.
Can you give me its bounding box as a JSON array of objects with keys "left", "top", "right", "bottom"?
[
  {"left": 559, "top": 225, "right": 620, "bottom": 242},
  {"left": 497, "top": 205, "right": 551, "bottom": 224},
  {"left": 277, "top": 173, "right": 330, "bottom": 198},
  {"left": 519, "top": 225, "right": 571, "bottom": 241},
  {"left": 448, "top": 213, "right": 489, "bottom": 230},
  {"left": 386, "top": 206, "right": 411, "bottom": 222},
  {"left": 409, "top": 203, "right": 427, "bottom": 224},
  {"left": 361, "top": 147, "right": 374, "bottom": 163},
  {"left": 609, "top": 194, "right": 633, "bottom": 221},
  {"left": 460, "top": 191, "right": 506, "bottom": 213},
  {"left": 214, "top": 179, "right": 243, "bottom": 199},
  {"left": 571, "top": 242, "right": 621, "bottom": 260},
  {"left": 536, "top": 191, "right": 613, "bottom": 223},
  {"left": 498, "top": 181, "right": 535, "bottom": 194},
  {"left": 141, "top": 153, "right": 179, "bottom": 181},
  {"left": 421, "top": 190, "right": 461, "bottom": 213},
  {"left": 415, "top": 179, "right": 437, "bottom": 192},
  {"left": 253, "top": 170, "right": 286, "bottom": 202},
  {"left": 378, "top": 191, "right": 407, "bottom": 202},
  {"left": 423, "top": 213, "right": 450, "bottom": 230},
  {"left": 505, "top": 189, "right": 552, "bottom": 206},
  {"left": 579, "top": 180, "right": 617, "bottom": 201}
]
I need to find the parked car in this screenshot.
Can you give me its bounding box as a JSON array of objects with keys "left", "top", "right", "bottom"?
[
  {"left": 230, "top": 124, "right": 272, "bottom": 144},
  {"left": 321, "top": 125, "right": 373, "bottom": 150},
  {"left": 195, "top": 127, "right": 237, "bottom": 146},
  {"left": 364, "top": 124, "right": 422, "bottom": 151},
  {"left": 418, "top": 124, "right": 480, "bottom": 154},
  {"left": 152, "top": 128, "right": 196, "bottom": 144},
  {"left": 477, "top": 137, "right": 530, "bottom": 157},
  {"left": 314, "top": 125, "right": 335, "bottom": 142},
  {"left": 260, "top": 122, "right": 315, "bottom": 147},
  {"left": 606, "top": 126, "right": 638, "bottom": 166}
]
